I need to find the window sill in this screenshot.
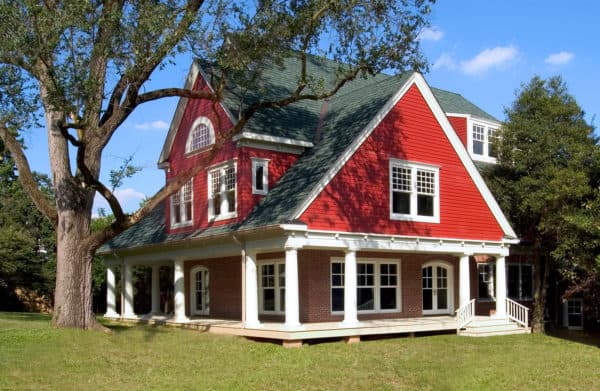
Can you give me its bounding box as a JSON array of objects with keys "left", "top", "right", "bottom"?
[
  {"left": 209, "top": 212, "right": 237, "bottom": 222},
  {"left": 171, "top": 221, "right": 193, "bottom": 229},
  {"left": 252, "top": 189, "right": 268, "bottom": 196},
  {"left": 390, "top": 213, "right": 440, "bottom": 224}
]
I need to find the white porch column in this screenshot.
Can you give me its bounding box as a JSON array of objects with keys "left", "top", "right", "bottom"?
[
  {"left": 104, "top": 265, "right": 118, "bottom": 317},
  {"left": 459, "top": 254, "right": 471, "bottom": 307},
  {"left": 244, "top": 251, "right": 260, "bottom": 328},
  {"left": 284, "top": 247, "right": 301, "bottom": 330},
  {"left": 123, "top": 261, "right": 135, "bottom": 318},
  {"left": 151, "top": 265, "right": 161, "bottom": 315},
  {"left": 342, "top": 249, "right": 358, "bottom": 326},
  {"left": 173, "top": 258, "right": 187, "bottom": 322},
  {"left": 496, "top": 256, "right": 507, "bottom": 317}
]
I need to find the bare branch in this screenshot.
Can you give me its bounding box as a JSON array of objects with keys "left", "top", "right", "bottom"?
[{"left": 0, "top": 123, "right": 58, "bottom": 225}]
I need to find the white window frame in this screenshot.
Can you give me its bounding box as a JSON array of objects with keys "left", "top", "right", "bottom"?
[
  {"left": 389, "top": 159, "right": 440, "bottom": 223},
  {"left": 563, "top": 298, "right": 583, "bottom": 330},
  {"left": 258, "top": 260, "right": 285, "bottom": 315},
  {"left": 185, "top": 117, "right": 215, "bottom": 154},
  {"left": 467, "top": 118, "right": 499, "bottom": 164},
  {"left": 507, "top": 263, "right": 534, "bottom": 301},
  {"left": 170, "top": 179, "right": 193, "bottom": 228},
  {"left": 251, "top": 158, "right": 269, "bottom": 195},
  {"left": 207, "top": 161, "right": 237, "bottom": 221},
  {"left": 330, "top": 258, "right": 401, "bottom": 315}
]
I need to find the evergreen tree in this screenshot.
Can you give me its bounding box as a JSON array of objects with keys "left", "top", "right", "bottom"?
[{"left": 486, "top": 75, "right": 599, "bottom": 332}]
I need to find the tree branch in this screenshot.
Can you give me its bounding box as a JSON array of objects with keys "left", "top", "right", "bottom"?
[
  {"left": 0, "top": 123, "right": 58, "bottom": 225},
  {"left": 136, "top": 88, "right": 218, "bottom": 105}
]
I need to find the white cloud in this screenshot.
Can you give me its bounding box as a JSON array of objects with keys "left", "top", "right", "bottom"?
[
  {"left": 432, "top": 52, "right": 456, "bottom": 70},
  {"left": 93, "top": 188, "right": 146, "bottom": 216},
  {"left": 134, "top": 120, "right": 169, "bottom": 131},
  {"left": 544, "top": 51, "right": 574, "bottom": 65},
  {"left": 460, "top": 46, "right": 519, "bottom": 75},
  {"left": 418, "top": 27, "right": 444, "bottom": 42}
]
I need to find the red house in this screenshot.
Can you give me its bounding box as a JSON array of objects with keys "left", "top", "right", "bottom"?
[{"left": 100, "top": 56, "right": 532, "bottom": 345}]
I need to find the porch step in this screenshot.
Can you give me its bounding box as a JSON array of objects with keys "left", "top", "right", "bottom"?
[{"left": 460, "top": 317, "right": 531, "bottom": 337}]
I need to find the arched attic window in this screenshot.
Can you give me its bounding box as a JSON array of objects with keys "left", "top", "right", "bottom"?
[{"left": 186, "top": 117, "right": 215, "bottom": 153}]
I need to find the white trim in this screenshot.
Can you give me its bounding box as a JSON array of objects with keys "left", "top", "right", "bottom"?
[
  {"left": 290, "top": 73, "right": 517, "bottom": 240},
  {"left": 257, "top": 259, "right": 285, "bottom": 315},
  {"left": 331, "top": 257, "right": 402, "bottom": 315},
  {"left": 467, "top": 117, "right": 499, "bottom": 164},
  {"left": 389, "top": 159, "right": 440, "bottom": 223},
  {"left": 190, "top": 265, "right": 210, "bottom": 316},
  {"left": 283, "top": 228, "right": 511, "bottom": 257},
  {"left": 422, "top": 261, "right": 454, "bottom": 315},
  {"left": 158, "top": 61, "right": 237, "bottom": 168},
  {"left": 170, "top": 178, "right": 194, "bottom": 229},
  {"left": 185, "top": 117, "right": 215, "bottom": 154},
  {"left": 251, "top": 158, "right": 269, "bottom": 195},
  {"left": 233, "top": 131, "right": 314, "bottom": 148},
  {"left": 236, "top": 139, "right": 306, "bottom": 155},
  {"left": 207, "top": 161, "right": 238, "bottom": 222}
]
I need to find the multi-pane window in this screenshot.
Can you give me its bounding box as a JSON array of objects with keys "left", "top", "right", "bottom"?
[
  {"left": 390, "top": 160, "right": 439, "bottom": 222},
  {"left": 251, "top": 158, "right": 269, "bottom": 195},
  {"left": 186, "top": 117, "right": 214, "bottom": 153},
  {"left": 260, "top": 262, "right": 285, "bottom": 313},
  {"left": 170, "top": 179, "right": 193, "bottom": 227},
  {"left": 208, "top": 163, "right": 236, "bottom": 220},
  {"left": 331, "top": 260, "right": 400, "bottom": 313},
  {"left": 507, "top": 264, "right": 533, "bottom": 300},
  {"left": 477, "top": 263, "right": 495, "bottom": 300},
  {"left": 471, "top": 122, "right": 498, "bottom": 161}
]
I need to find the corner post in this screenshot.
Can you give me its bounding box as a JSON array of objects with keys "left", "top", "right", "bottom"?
[
  {"left": 496, "top": 256, "right": 507, "bottom": 317},
  {"left": 284, "top": 247, "right": 301, "bottom": 330},
  {"left": 459, "top": 254, "right": 471, "bottom": 307},
  {"left": 244, "top": 251, "right": 260, "bottom": 328},
  {"left": 173, "top": 258, "right": 187, "bottom": 322},
  {"left": 104, "top": 265, "right": 118, "bottom": 317},
  {"left": 342, "top": 249, "right": 359, "bottom": 326}
]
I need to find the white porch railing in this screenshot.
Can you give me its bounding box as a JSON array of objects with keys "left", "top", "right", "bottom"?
[
  {"left": 455, "top": 299, "right": 476, "bottom": 333},
  {"left": 506, "top": 298, "right": 529, "bottom": 328}
]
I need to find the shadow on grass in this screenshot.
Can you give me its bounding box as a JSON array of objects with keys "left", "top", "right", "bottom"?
[
  {"left": 101, "top": 319, "right": 173, "bottom": 341},
  {"left": 0, "top": 311, "right": 51, "bottom": 322},
  {"left": 547, "top": 328, "right": 600, "bottom": 348}
]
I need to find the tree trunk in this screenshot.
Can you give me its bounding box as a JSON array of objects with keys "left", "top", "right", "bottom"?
[
  {"left": 52, "top": 209, "right": 103, "bottom": 330},
  {"left": 532, "top": 253, "right": 550, "bottom": 333}
]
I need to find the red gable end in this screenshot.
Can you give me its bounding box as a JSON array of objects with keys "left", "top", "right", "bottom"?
[{"left": 299, "top": 83, "right": 505, "bottom": 241}]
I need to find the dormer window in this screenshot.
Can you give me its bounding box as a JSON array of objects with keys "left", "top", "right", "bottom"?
[
  {"left": 186, "top": 117, "right": 215, "bottom": 153},
  {"left": 469, "top": 121, "right": 498, "bottom": 162},
  {"left": 251, "top": 158, "right": 269, "bottom": 195},
  {"left": 171, "top": 179, "right": 193, "bottom": 227},
  {"left": 208, "top": 161, "right": 237, "bottom": 221}
]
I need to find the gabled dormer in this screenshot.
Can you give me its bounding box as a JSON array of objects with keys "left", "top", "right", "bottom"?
[{"left": 431, "top": 88, "right": 501, "bottom": 164}]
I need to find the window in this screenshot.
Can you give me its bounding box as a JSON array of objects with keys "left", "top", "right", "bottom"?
[
  {"left": 390, "top": 160, "right": 439, "bottom": 223},
  {"left": 208, "top": 162, "right": 236, "bottom": 220},
  {"left": 186, "top": 117, "right": 215, "bottom": 153},
  {"left": 331, "top": 260, "right": 400, "bottom": 313},
  {"left": 507, "top": 264, "right": 533, "bottom": 300},
  {"left": 259, "top": 262, "right": 285, "bottom": 314},
  {"left": 477, "top": 263, "right": 495, "bottom": 300},
  {"left": 470, "top": 121, "right": 498, "bottom": 161},
  {"left": 564, "top": 299, "right": 583, "bottom": 330},
  {"left": 170, "top": 179, "right": 193, "bottom": 227},
  {"left": 251, "top": 158, "right": 269, "bottom": 195}
]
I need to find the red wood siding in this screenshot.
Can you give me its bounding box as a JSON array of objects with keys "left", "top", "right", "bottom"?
[
  {"left": 448, "top": 115, "right": 468, "bottom": 149},
  {"left": 300, "top": 84, "right": 505, "bottom": 241},
  {"left": 165, "top": 75, "right": 299, "bottom": 234}
]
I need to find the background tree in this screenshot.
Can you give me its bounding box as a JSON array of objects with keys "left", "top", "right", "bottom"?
[
  {"left": 0, "top": 139, "right": 56, "bottom": 309},
  {"left": 485, "top": 75, "right": 599, "bottom": 333},
  {"left": 0, "top": 0, "right": 435, "bottom": 329}
]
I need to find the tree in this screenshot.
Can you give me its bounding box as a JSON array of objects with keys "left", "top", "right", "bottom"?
[
  {"left": 485, "top": 75, "right": 599, "bottom": 333},
  {"left": 0, "top": 0, "right": 435, "bottom": 329},
  {"left": 0, "top": 139, "right": 56, "bottom": 309}
]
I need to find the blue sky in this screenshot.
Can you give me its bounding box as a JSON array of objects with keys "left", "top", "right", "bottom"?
[{"left": 21, "top": 1, "right": 600, "bottom": 216}]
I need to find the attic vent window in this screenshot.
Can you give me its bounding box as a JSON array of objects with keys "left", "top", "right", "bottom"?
[
  {"left": 186, "top": 117, "right": 215, "bottom": 153},
  {"left": 251, "top": 158, "right": 269, "bottom": 195}
]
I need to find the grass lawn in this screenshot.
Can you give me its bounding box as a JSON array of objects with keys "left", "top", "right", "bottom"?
[{"left": 1, "top": 312, "right": 599, "bottom": 390}]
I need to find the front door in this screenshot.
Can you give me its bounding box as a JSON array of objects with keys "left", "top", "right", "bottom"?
[
  {"left": 422, "top": 263, "right": 453, "bottom": 315},
  {"left": 190, "top": 266, "right": 209, "bottom": 316}
]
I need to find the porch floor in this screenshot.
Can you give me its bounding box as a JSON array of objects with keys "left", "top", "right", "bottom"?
[{"left": 105, "top": 314, "right": 459, "bottom": 342}]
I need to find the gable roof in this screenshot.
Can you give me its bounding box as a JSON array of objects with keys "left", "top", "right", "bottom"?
[{"left": 101, "top": 57, "right": 515, "bottom": 253}]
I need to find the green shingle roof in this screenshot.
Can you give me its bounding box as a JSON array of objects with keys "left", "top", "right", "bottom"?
[
  {"left": 101, "top": 57, "right": 498, "bottom": 253},
  {"left": 431, "top": 87, "right": 498, "bottom": 122}
]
